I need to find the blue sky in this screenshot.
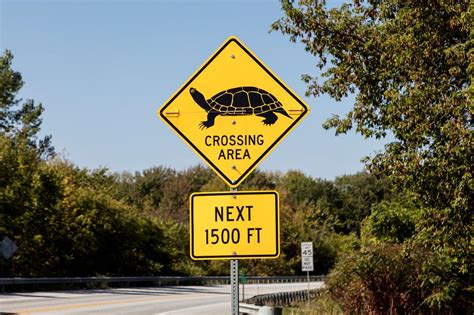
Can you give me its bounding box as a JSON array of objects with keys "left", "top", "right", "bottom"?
[{"left": 1, "top": 0, "right": 387, "bottom": 180}]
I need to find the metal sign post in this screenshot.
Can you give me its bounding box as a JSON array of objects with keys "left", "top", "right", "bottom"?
[
  {"left": 231, "top": 259, "right": 239, "bottom": 315},
  {"left": 307, "top": 269, "right": 310, "bottom": 305},
  {"left": 230, "top": 186, "right": 239, "bottom": 315}
]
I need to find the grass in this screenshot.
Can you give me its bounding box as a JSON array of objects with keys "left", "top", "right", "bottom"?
[{"left": 283, "top": 294, "right": 343, "bottom": 315}]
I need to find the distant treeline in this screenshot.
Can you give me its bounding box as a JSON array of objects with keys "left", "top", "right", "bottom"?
[{"left": 0, "top": 139, "right": 395, "bottom": 278}]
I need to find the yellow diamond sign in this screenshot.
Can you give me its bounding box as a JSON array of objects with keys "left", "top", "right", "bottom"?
[{"left": 158, "top": 36, "right": 309, "bottom": 187}]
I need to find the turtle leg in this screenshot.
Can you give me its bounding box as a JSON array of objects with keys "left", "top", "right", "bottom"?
[
  {"left": 200, "top": 111, "right": 219, "bottom": 129},
  {"left": 257, "top": 112, "right": 278, "bottom": 126}
]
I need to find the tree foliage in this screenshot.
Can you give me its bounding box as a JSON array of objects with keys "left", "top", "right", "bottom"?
[
  {"left": 334, "top": 172, "right": 394, "bottom": 234},
  {"left": 361, "top": 197, "right": 419, "bottom": 244},
  {"left": 273, "top": 0, "right": 472, "bottom": 311},
  {"left": 0, "top": 50, "right": 53, "bottom": 157}
]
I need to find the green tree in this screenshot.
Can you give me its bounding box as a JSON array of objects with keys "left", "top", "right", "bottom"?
[
  {"left": 51, "top": 162, "right": 170, "bottom": 276},
  {"left": 273, "top": 0, "right": 472, "bottom": 311},
  {"left": 1, "top": 50, "right": 57, "bottom": 276},
  {"left": 114, "top": 166, "right": 177, "bottom": 211},
  {"left": 157, "top": 165, "right": 214, "bottom": 223},
  {"left": 361, "top": 197, "right": 419, "bottom": 244},
  {"left": 1, "top": 50, "right": 53, "bottom": 156},
  {"left": 275, "top": 171, "right": 350, "bottom": 275},
  {"left": 0, "top": 134, "right": 62, "bottom": 276},
  {"left": 334, "top": 172, "right": 394, "bottom": 234}
]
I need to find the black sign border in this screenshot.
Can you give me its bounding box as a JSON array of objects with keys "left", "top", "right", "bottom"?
[
  {"left": 190, "top": 191, "right": 280, "bottom": 259},
  {"left": 160, "top": 37, "right": 309, "bottom": 187}
]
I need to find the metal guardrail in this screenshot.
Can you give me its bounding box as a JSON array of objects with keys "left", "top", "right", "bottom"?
[
  {"left": 0, "top": 275, "right": 325, "bottom": 288},
  {"left": 244, "top": 289, "right": 322, "bottom": 307}
]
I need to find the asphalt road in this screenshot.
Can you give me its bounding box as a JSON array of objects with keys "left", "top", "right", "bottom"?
[{"left": 0, "top": 282, "right": 323, "bottom": 315}]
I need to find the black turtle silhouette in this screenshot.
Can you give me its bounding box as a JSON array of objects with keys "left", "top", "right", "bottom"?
[{"left": 190, "top": 86, "right": 292, "bottom": 129}]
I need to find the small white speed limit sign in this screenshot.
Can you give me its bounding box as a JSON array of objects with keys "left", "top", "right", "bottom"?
[
  {"left": 301, "top": 242, "right": 313, "bottom": 257},
  {"left": 301, "top": 242, "right": 313, "bottom": 272}
]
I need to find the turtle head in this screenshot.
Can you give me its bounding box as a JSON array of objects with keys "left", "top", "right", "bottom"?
[{"left": 190, "top": 88, "right": 211, "bottom": 112}]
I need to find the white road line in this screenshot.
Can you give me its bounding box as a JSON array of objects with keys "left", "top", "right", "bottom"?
[{"left": 155, "top": 302, "right": 230, "bottom": 315}]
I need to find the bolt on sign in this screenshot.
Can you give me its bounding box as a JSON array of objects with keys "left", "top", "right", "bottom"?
[
  {"left": 190, "top": 191, "right": 279, "bottom": 260},
  {"left": 158, "top": 36, "right": 309, "bottom": 187}
]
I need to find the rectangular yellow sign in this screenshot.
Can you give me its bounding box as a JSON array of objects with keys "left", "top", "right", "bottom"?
[{"left": 190, "top": 191, "right": 280, "bottom": 260}]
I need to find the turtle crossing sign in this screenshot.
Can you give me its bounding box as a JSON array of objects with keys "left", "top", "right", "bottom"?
[{"left": 158, "top": 36, "right": 309, "bottom": 187}]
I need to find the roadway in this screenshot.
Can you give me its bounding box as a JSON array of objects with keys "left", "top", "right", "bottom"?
[{"left": 0, "top": 281, "right": 323, "bottom": 314}]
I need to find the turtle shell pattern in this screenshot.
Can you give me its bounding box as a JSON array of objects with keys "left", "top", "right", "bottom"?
[{"left": 207, "top": 86, "right": 282, "bottom": 115}]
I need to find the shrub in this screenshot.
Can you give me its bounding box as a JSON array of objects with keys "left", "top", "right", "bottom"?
[{"left": 326, "top": 243, "right": 429, "bottom": 314}]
